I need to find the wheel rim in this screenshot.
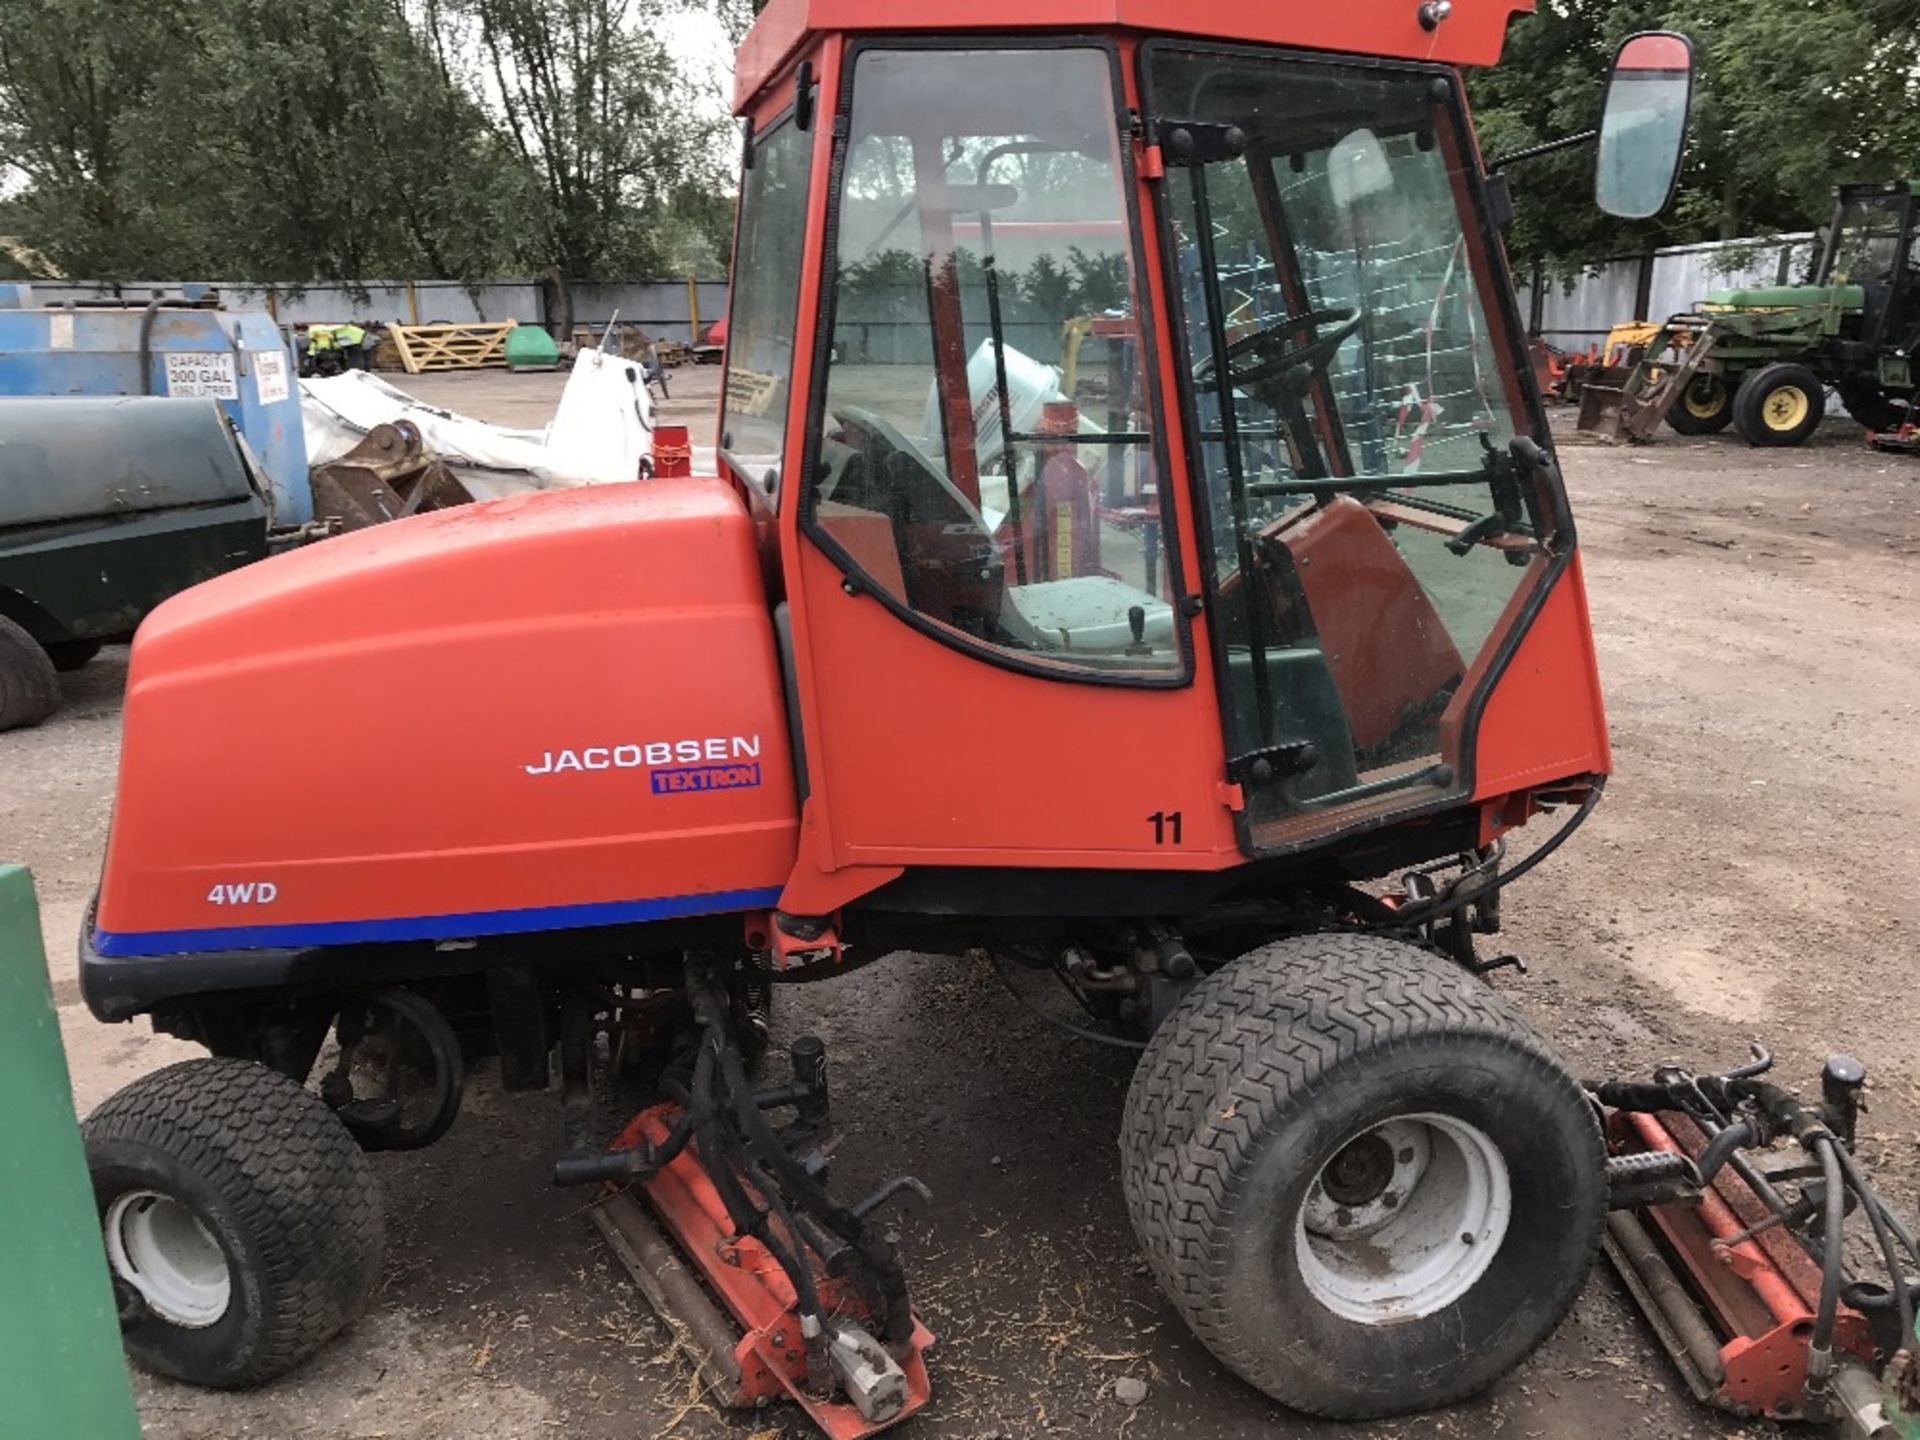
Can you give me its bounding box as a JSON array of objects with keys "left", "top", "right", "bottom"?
[
  {"left": 1683, "top": 378, "right": 1725, "bottom": 418},
  {"left": 1295, "top": 1112, "right": 1511, "bottom": 1325},
  {"left": 104, "top": 1191, "right": 232, "bottom": 1328},
  {"left": 1764, "top": 385, "right": 1810, "bottom": 431}
]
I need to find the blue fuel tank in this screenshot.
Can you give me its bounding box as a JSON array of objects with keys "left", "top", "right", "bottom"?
[{"left": 0, "top": 289, "right": 311, "bottom": 522}]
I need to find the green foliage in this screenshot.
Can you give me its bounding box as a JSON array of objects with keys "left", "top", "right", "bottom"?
[
  {"left": 0, "top": 0, "right": 737, "bottom": 286},
  {"left": 1471, "top": 0, "right": 1920, "bottom": 279},
  {"left": 7, "top": 0, "right": 1912, "bottom": 292}
]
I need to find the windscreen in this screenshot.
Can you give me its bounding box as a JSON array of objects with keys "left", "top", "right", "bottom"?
[{"left": 1828, "top": 195, "right": 1913, "bottom": 286}]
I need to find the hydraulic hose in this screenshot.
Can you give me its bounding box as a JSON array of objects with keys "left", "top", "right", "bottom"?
[
  {"left": 553, "top": 1042, "right": 712, "bottom": 1187},
  {"left": 1812, "top": 1134, "right": 1847, "bottom": 1364},
  {"left": 1694, "top": 1120, "right": 1755, "bottom": 1184},
  {"left": 687, "top": 1033, "right": 827, "bottom": 1328},
  {"left": 1385, "top": 778, "right": 1606, "bottom": 932},
  {"left": 1834, "top": 1140, "right": 1916, "bottom": 1353},
  {"left": 989, "top": 952, "right": 1146, "bottom": 1051}
]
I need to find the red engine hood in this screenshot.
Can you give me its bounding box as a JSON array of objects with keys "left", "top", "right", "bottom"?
[{"left": 95, "top": 479, "right": 799, "bottom": 955}]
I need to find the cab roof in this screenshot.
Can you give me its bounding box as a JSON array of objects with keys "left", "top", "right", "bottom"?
[{"left": 735, "top": 0, "right": 1532, "bottom": 111}]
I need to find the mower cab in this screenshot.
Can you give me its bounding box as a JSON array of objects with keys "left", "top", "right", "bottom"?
[
  {"left": 84, "top": 0, "right": 1662, "bottom": 1047},
  {"left": 100, "top": 8, "right": 1920, "bottom": 1440}
]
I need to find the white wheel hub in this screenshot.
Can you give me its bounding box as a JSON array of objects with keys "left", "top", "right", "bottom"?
[
  {"left": 105, "top": 1190, "right": 232, "bottom": 1328},
  {"left": 1295, "top": 1112, "right": 1511, "bottom": 1325}
]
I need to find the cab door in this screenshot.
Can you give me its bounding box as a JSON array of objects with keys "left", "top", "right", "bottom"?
[
  {"left": 1142, "top": 43, "right": 1576, "bottom": 853},
  {"left": 775, "top": 40, "right": 1236, "bottom": 897}
]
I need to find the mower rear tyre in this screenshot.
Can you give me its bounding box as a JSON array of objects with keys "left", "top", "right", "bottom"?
[
  {"left": 85, "top": 1058, "right": 385, "bottom": 1388},
  {"left": 0, "top": 613, "right": 59, "bottom": 730},
  {"left": 1120, "top": 933, "right": 1604, "bottom": 1419},
  {"left": 1665, "top": 373, "right": 1734, "bottom": 434},
  {"left": 1733, "top": 362, "right": 1825, "bottom": 447}
]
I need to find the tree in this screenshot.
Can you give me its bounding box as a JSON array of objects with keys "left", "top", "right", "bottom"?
[
  {"left": 0, "top": 0, "right": 532, "bottom": 283},
  {"left": 1469, "top": 0, "right": 1920, "bottom": 282},
  {"left": 0, "top": 0, "right": 177, "bottom": 277},
  {"left": 442, "top": 0, "right": 734, "bottom": 329},
  {"left": 132, "top": 0, "right": 533, "bottom": 283}
]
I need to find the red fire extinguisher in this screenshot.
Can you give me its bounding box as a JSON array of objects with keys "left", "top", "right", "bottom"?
[{"left": 1033, "top": 401, "right": 1097, "bottom": 581}]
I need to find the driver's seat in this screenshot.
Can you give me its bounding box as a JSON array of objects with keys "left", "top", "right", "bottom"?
[{"left": 1268, "top": 496, "right": 1464, "bottom": 751}]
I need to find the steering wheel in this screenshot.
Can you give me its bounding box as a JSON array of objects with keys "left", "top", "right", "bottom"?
[{"left": 1195, "top": 307, "right": 1364, "bottom": 393}]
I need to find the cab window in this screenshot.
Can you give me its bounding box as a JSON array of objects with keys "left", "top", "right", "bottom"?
[
  {"left": 806, "top": 46, "right": 1180, "bottom": 677},
  {"left": 720, "top": 114, "right": 814, "bottom": 504}
]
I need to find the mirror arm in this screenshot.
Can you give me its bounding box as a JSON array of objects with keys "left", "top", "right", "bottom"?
[{"left": 1487, "top": 128, "right": 1598, "bottom": 172}]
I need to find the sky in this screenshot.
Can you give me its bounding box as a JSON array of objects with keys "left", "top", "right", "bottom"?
[{"left": 666, "top": 8, "right": 745, "bottom": 172}]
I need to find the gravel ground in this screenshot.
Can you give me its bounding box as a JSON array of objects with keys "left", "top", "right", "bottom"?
[{"left": 9, "top": 370, "right": 1920, "bottom": 1440}]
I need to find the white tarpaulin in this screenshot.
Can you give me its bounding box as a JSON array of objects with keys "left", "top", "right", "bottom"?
[{"left": 300, "top": 350, "right": 669, "bottom": 499}]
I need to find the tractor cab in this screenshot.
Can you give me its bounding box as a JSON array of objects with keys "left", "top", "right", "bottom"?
[
  {"left": 1820, "top": 181, "right": 1920, "bottom": 354},
  {"left": 719, "top": 7, "right": 1683, "bottom": 876}
]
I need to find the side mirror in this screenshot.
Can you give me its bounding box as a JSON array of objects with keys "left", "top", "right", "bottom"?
[{"left": 1596, "top": 32, "right": 1694, "bottom": 220}]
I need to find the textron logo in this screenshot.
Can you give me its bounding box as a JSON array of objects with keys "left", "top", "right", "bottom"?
[{"left": 524, "top": 735, "right": 763, "bottom": 793}]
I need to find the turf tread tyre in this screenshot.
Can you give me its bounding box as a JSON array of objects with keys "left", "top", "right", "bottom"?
[
  {"left": 0, "top": 613, "right": 58, "bottom": 729},
  {"left": 1733, "top": 362, "right": 1825, "bottom": 447},
  {"left": 86, "top": 1057, "right": 384, "bottom": 1388},
  {"left": 1120, "top": 933, "right": 1604, "bottom": 1419}
]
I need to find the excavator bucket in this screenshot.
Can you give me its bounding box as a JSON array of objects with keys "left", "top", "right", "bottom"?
[
  {"left": 307, "top": 419, "right": 473, "bottom": 531},
  {"left": 1578, "top": 322, "right": 1717, "bottom": 443}
]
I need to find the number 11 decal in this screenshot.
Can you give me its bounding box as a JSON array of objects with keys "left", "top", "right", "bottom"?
[{"left": 1148, "top": 810, "right": 1184, "bottom": 845}]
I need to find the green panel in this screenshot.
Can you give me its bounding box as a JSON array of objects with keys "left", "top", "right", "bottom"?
[
  {"left": 1702, "top": 283, "right": 1865, "bottom": 310},
  {"left": 0, "top": 866, "right": 141, "bottom": 1438}
]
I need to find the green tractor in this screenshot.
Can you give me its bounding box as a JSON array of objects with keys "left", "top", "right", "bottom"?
[{"left": 1582, "top": 180, "right": 1920, "bottom": 446}]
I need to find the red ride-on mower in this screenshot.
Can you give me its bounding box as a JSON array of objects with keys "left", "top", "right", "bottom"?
[{"left": 70, "top": 3, "right": 1920, "bottom": 1435}]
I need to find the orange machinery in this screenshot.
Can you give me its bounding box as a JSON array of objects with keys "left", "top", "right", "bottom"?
[{"left": 73, "top": 6, "right": 1918, "bottom": 1439}]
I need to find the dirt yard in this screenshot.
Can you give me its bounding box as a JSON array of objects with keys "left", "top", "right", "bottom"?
[{"left": 9, "top": 369, "right": 1920, "bottom": 1440}]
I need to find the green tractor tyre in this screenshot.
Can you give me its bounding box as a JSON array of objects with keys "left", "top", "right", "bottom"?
[
  {"left": 1733, "top": 363, "right": 1826, "bottom": 447},
  {"left": 1838, "top": 379, "right": 1914, "bottom": 433},
  {"left": 1666, "top": 372, "right": 1735, "bottom": 435}
]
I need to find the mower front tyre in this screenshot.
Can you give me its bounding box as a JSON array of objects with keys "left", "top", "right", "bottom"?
[
  {"left": 1120, "top": 933, "right": 1604, "bottom": 1420},
  {"left": 85, "top": 1057, "right": 385, "bottom": 1388}
]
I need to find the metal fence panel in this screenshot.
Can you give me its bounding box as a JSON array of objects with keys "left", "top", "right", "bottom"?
[
  {"left": 21, "top": 279, "right": 732, "bottom": 337},
  {"left": 1519, "top": 233, "right": 1818, "bottom": 345}
]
